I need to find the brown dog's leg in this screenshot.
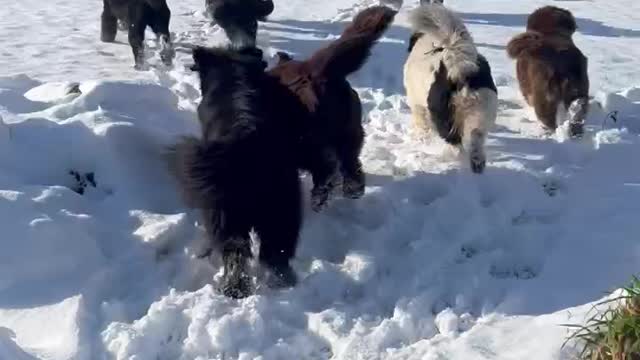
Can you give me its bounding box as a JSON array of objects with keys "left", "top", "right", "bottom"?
[
  {"left": 309, "top": 148, "right": 339, "bottom": 212},
  {"left": 338, "top": 91, "right": 365, "bottom": 199},
  {"left": 533, "top": 91, "right": 559, "bottom": 133}
]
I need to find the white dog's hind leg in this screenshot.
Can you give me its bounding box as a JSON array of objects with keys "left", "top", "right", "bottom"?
[
  {"left": 467, "top": 128, "right": 487, "bottom": 173},
  {"left": 409, "top": 104, "right": 432, "bottom": 140},
  {"left": 458, "top": 89, "right": 497, "bottom": 174}
]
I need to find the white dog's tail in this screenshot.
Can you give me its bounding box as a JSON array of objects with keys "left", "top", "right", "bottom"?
[{"left": 409, "top": 4, "right": 478, "bottom": 81}]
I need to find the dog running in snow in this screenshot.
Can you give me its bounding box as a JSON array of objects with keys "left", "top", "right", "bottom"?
[
  {"left": 404, "top": 4, "right": 497, "bottom": 173},
  {"left": 167, "top": 46, "right": 307, "bottom": 299},
  {"left": 507, "top": 6, "right": 589, "bottom": 137},
  {"left": 269, "top": 5, "right": 397, "bottom": 211}
]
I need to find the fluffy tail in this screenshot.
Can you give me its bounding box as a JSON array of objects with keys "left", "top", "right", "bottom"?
[
  {"left": 409, "top": 4, "right": 478, "bottom": 81},
  {"left": 506, "top": 31, "right": 545, "bottom": 58},
  {"left": 166, "top": 135, "right": 249, "bottom": 208},
  {"left": 309, "top": 6, "right": 397, "bottom": 79}
]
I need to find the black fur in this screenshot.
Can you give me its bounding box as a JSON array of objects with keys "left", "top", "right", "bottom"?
[
  {"left": 427, "top": 61, "right": 460, "bottom": 145},
  {"left": 101, "top": 0, "right": 174, "bottom": 68},
  {"left": 426, "top": 54, "right": 497, "bottom": 145},
  {"left": 168, "top": 46, "right": 304, "bottom": 299},
  {"left": 407, "top": 32, "right": 423, "bottom": 52},
  {"left": 206, "top": 0, "right": 274, "bottom": 47},
  {"left": 467, "top": 54, "right": 497, "bottom": 93}
]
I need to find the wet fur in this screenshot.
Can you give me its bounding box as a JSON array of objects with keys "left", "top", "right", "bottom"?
[
  {"left": 101, "top": 0, "right": 174, "bottom": 68},
  {"left": 404, "top": 4, "right": 497, "bottom": 173},
  {"left": 168, "top": 46, "right": 305, "bottom": 299},
  {"left": 206, "top": 0, "right": 274, "bottom": 47},
  {"left": 507, "top": 6, "right": 589, "bottom": 136},
  {"left": 268, "top": 6, "right": 397, "bottom": 210}
]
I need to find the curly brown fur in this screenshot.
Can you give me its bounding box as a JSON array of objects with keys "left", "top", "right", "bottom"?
[
  {"left": 168, "top": 46, "right": 306, "bottom": 299},
  {"left": 268, "top": 6, "right": 396, "bottom": 210},
  {"left": 507, "top": 6, "right": 589, "bottom": 137},
  {"left": 101, "top": 0, "right": 174, "bottom": 69},
  {"left": 526, "top": 6, "right": 577, "bottom": 36},
  {"left": 206, "top": 0, "right": 274, "bottom": 47}
]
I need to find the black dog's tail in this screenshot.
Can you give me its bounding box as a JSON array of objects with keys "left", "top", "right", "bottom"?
[
  {"left": 309, "top": 6, "right": 397, "bottom": 79},
  {"left": 167, "top": 135, "right": 251, "bottom": 208}
]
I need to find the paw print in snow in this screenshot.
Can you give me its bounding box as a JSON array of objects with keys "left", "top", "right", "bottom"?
[{"left": 69, "top": 170, "right": 97, "bottom": 195}]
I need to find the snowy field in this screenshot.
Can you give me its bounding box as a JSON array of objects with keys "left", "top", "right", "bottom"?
[{"left": 1, "top": 0, "right": 640, "bottom": 359}]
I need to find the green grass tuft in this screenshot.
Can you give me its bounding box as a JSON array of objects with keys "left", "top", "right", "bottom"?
[{"left": 564, "top": 276, "right": 640, "bottom": 360}]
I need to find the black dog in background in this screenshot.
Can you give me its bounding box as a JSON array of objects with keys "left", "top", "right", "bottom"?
[
  {"left": 167, "top": 46, "right": 306, "bottom": 299},
  {"left": 205, "top": 0, "right": 274, "bottom": 47},
  {"left": 101, "top": 0, "right": 175, "bottom": 69}
]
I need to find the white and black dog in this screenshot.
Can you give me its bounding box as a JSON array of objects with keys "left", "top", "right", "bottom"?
[{"left": 404, "top": 4, "right": 496, "bottom": 173}]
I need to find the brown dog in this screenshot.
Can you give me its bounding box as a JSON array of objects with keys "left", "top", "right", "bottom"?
[
  {"left": 507, "top": 6, "right": 589, "bottom": 137},
  {"left": 268, "top": 6, "right": 397, "bottom": 211}
]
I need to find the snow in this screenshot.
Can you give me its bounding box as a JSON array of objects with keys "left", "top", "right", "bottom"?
[{"left": 0, "top": 0, "right": 639, "bottom": 359}]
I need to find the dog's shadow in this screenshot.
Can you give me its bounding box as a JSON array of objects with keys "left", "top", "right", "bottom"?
[{"left": 262, "top": 19, "right": 411, "bottom": 94}]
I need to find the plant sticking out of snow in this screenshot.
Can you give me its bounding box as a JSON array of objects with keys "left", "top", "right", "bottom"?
[{"left": 564, "top": 277, "right": 640, "bottom": 360}]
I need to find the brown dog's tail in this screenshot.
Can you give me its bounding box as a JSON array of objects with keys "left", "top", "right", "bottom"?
[
  {"left": 506, "top": 31, "right": 545, "bottom": 58},
  {"left": 309, "top": 6, "right": 397, "bottom": 78}
]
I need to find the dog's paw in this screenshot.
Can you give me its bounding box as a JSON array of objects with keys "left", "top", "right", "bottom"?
[
  {"left": 133, "top": 62, "right": 149, "bottom": 71},
  {"left": 311, "top": 191, "right": 330, "bottom": 212},
  {"left": 470, "top": 153, "right": 486, "bottom": 174},
  {"left": 568, "top": 121, "right": 584, "bottom": 139},
  {"left": 159, "top": 37, "right": 175, "bottom": 66},
  {"left": 69, "top": 170, "right": 97, "bottom": 195},
  {"left": 343, "top": 178, "right": 365, "bottom": 199},
  {"left": 221, "top": 275, "right": 252, "bottom": 299},
  {"left": 221, "top": 251, "right": 253, "bottom": 299}
]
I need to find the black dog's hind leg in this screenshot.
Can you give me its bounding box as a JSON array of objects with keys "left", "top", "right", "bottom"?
[
  {"left": 338, "top": 92, "right": 365, "bottom": 199},
  {"left": 308, "top": 147, "right": 339, "bottom": 212},
  {"left": 255, "top": 178, "right": 301, "bottom": 289},
  {"left": 148, "top": 0, "right": 174, "bottom": 66},
  {"left": 101, "top": 0, "right": 118, "bottom": 42},
  {"left": 202, "top": 208, "right": 253, "bottom": 299},
  {"left": 127, "top": 3, "right": 148, "bottom": 69}
]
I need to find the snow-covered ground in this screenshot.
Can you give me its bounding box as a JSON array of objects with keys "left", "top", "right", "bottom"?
[{"left": 1, "top": 0, "right": 639, "bottom": 359}]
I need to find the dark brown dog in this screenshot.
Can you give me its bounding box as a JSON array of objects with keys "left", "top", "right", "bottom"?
[
  {"left": 507, "top": 6, "right": 589, "bottom": 137},
  {"left": 268, "top": 6, "right": 397, "bottom": 211}
]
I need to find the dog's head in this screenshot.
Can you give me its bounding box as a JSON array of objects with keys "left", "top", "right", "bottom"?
[
  {"left": 527, "top": 6, "right": 577, "bottom": 36},
  {"left": 191, "top": 46, "right": 267, "bottom": 75}
]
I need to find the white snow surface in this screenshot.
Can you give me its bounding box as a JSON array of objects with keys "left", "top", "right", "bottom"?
[{"left": 1, "top": 0, "right": 640, "bottom": 359}]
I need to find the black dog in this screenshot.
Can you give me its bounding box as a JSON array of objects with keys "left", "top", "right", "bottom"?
[
  {"left": 205, "top": 0, "right": 274, "bottom": 47},
  {"left": 168, "top": 46, "right": 305, "bottom": 299},
  {"left": 101, "top": 0, "right": 174, "bottom": 68}
]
